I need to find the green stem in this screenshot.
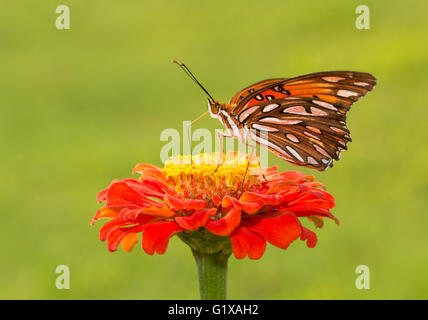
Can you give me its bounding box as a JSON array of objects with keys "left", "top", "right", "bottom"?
[{"left": 192, "top": 250, "right": 229, "bottom": 300}]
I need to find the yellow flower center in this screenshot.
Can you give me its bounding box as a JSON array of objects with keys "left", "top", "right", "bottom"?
[{"left": 162, "top": 152, "right": 264, "bottom": 199}]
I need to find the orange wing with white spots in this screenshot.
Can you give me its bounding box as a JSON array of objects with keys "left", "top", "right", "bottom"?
[
  {"left": 229, "top": 71, "right": 376, "bottom": 170},
  {"left": 229, "top": 78, "right": 287, "bottom": 105}
]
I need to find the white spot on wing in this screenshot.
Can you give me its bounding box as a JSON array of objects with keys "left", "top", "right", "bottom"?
[
  {"left": 323, "top": 76, "right": 345, "bottom": 83},
  {"left": 304, "top": 131, "right": 320, "bottom": 140},
  {"left": 286, "top": 134, "right": 299, "bottom": 143},
  {"left": 355, "top": 82, "right": 369, "bottom": 87},
  {"left": 321, "top": 158, "right": 332, "bottom": 165},
  {"left": 310, "top": 107, "right": 328, "bottom": 116},
  {"left": 262, "top": 103, "right": 279, "bottom": 113},
  {"left": 337, "top": 90, "right": 358, "bottom": 98},
  {"left": 312, "top": 100, "right": 337, "bottom": 111},
  {"left": 286, "top": 146, "right": 304, "bottom": 162},
  {"left": 307, "top": 156, "right": 318, "bottom": 165},
  {"left": 283, "top": 106, "right": 308, "bottom": 115},
  {"left": 252, "top": 124, "right": 279, "bottom": 132},
  {"left": 330, "top": 126, "right": 348, "bottom": 134},
  {"left": 260, "top": 117, "right": 302, "bottom": 125},
  {"left": 314, "top": 144, "right": 330, "bottom": 157},
  {"left": 306, "top": 126, "right": 321, "bottom": 134},
  {"left": 238, "top": 106, "right": 260, "bottom": 122},
  {"left": 249, "top": 131, "right": 294, "bottom": 162}
]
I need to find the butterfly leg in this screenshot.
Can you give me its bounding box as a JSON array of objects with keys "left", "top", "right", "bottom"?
[
  {"left": 242, "top": 140, "right": 268, "bottom": 182},
  {"left": 211, "top": 129, "right": 234, "bottom": 175},
  {"left": 239, "top": 141, "right": 268, "bottom": 193},
  {"left": 247, "top": 143, "right": 268, "bottom": 182},
  {"left": 239, "top": 145, "right": 254, "bottom": 193}
]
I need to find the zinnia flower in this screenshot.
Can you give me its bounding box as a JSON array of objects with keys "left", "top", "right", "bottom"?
[{"left": 91, "top": 152, "right": 338, "bottom": 260}]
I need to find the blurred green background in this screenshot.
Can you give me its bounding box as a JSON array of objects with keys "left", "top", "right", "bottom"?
[{"left": 1, "top": 0, "right": 427, "bottom": 299}]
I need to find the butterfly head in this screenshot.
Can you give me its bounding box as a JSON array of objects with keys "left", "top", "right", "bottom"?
[{"left": 207, "top": 99, "right": 221, "bottom": 118}]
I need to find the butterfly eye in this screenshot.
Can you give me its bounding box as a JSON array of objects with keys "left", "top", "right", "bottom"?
[{"left": 207, "top": 99, "right": 219, "bottom": 118}]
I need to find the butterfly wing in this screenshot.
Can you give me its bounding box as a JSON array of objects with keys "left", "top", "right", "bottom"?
[
  {"left": 229, "top": 71, "right": 376, "bottom": 170},
  {"left": 229, "top": 78, "right": 287, "bottom": 105},
  {"left": 243, "top": 97, "right": 351, "bottom": 170},
  {"left": 230, "top": 71, "right": 376, "bottom": 113}
]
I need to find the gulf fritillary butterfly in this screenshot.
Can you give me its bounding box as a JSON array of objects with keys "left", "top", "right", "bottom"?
[{"left": 174, "top": 61, "right": 376, "bottom": 171}]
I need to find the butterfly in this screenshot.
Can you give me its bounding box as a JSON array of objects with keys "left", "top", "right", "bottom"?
[{"left": 174, "top": 61, "right": 376, "bottom": 171}]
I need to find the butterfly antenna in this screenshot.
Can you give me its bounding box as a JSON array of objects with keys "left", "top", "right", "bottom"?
[
  {"left": 173, "top": 60, "right": 215, "bottom": 163},
  {"left": 172, "top": 60, "right": 215, "bottom": 103}
]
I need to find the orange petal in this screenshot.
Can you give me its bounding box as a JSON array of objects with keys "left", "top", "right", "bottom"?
[
  {"left": 300, "top": 227, "right": 317, "bottom": 248},
  {"left": 205, "top": 209, "right": 241, "bottom": 236},
  {"left": 91, "top": 208, "right": 119, "bottom": 225},
  {"left": 133, "top": 163, "right": 167, "bottom": 184},
  {"left": 308, "top": 216, "right": 324, "bottom": 228},
  {"left": 230, "top": 227, "right": 266, "bottom": 260},
  {"left": 175, "top": 208, "right": 217, "bottom": 230},
  {"left": 165, "top": 195, "right": 208, "bottom": 211},
  {"left": 97, "top": 208, "right": 119, "bottom": 219},
  {"left": 139, "top": 205, "right": 175, "bottom": 218},
  {"left": 142, "top": 221, "right": 183, "bottom": 255},
  {"left": 222, "top": 196, "right": 262, "bottom": 215},
  {"left": 121, "top": 233, "right": 138, "bottom": 252},
  {"left": 243, "top": 213, "right": 301, "bottom": 250}
]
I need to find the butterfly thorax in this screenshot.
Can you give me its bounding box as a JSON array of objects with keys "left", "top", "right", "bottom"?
[{"left": 207, "top": 100, "right": 243, "bottom": 137}]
